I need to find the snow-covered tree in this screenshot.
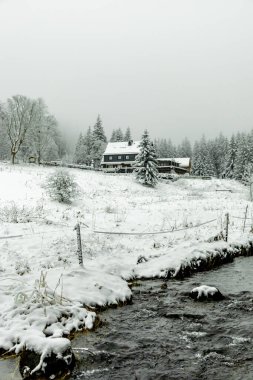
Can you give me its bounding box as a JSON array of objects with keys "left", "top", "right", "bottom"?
[
  {"left": 110, "top": 129, "right": 117, "bottom": 142},
  {"left": 124, "top": 127, "right": 132, "bottom": 141},
  {"left": 73, "top": 127, "right": 93, "bottom": 165},
  {"left": 24, "top": 99, "right": 60, "bottom": 163},
  {"left": 1, "top": 95, "right": 37, "bottom": 164},
  {"left": 224, "top": 135, "right": 238, "bottom": 178},
  {"left": 93, "top": 114, "right": 107, "bottom": 143},
  {"left": 42, "top": 137, "right": 60, "bottom": 161},
  {"left": 135, "top": 130, "right": 159, "bottom": 187},
  {"left": 234, "top": 133, "right": 250, "bottom": 181},
  {"left": 154, "top": 138, "right": 177, "bottom": 158},
  {"left": 82, "top": 126, "right": 93, "bottom": 165},
  {"left": 177, "top": 137, "right": 192, "bottom": 157},
  {"left": 192, "top": 141, "right": 205, "bottom": 175},
  {"left": 114, "top": 128, "right": 124, "bottom": 142},
  {"left": 74, "top": 133, "right": 85, "bottom": 164},
  {"left": 212, "top": 134, "right": 228, "bottom": 177},
  {"left": 0, "top": 112, "right": 10, "bottom": 160},
  {"left": 90, "top": 115, "right": 107, "bottom": 167}
]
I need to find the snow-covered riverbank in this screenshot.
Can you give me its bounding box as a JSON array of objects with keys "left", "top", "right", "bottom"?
[{"left": 0, "top": 163, "right": 252, "bottom": 374}]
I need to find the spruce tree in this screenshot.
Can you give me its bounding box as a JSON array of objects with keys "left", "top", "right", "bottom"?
[
  {"left": 135, "top": 130, "right": 159, "bottom": 187},
  {"left": 224, "top": 135, "right": 237, "bottom": 178},
  {"left": 234, "top": 134, "right": 249, "bottom": 181},
  {"left": 93, "top": 114, "right": 107, "bottom": 142},
  {"left": 124, "top": 127, "right": 132, "bottom": 141},
  {"left": 110, "top": 129, "right": 117, "bottom": 142},
  {"left": 91, "top": 115, "right": 107, "bottom": 167},
  {"left": 82, "top": 126, "right": 93, "bottom": 165},
  {"left": 114, "top": 128, "right": 124, "bottom": 142},
  {"left": 74, "top": 133, "right": 85, "bottom": 164},
  {"left": 177, "top": 137, "right": 192, "bottom": 157}
]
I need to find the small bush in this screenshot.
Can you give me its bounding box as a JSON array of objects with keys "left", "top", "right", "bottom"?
[
  {"left": 44, "top": 170, "right": 79, "bottom": 204},
  {"left": 0, "top": 201, "right": 44, "bottom": 223}
]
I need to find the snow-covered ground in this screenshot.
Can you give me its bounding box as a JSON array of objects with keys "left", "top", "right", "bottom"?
[{"left": 0, "top": 163, "right": 252, "bottom": 366}]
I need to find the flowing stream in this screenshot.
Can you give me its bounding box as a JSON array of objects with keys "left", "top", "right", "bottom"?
[{"left": 1, "top": 256, "right": 253, "bottom": 380}]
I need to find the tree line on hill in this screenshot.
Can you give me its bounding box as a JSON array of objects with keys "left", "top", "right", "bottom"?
[
  {"left": 1, "top": 96, "right": 253, "bottom": 185},
  {"left": 191, "top": 132, "right": 253, "bottom": 184}
]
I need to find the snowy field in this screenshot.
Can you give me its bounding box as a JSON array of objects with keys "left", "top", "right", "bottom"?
[{"left": 0, "top": 163, "right": 252, "bottom": 367}]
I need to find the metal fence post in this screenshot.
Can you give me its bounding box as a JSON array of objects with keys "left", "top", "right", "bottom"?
[{"left": 74, "top": 223, "right": 83, "bottom": 267}]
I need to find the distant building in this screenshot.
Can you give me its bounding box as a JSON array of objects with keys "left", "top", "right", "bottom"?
[
  {"left": 175, "top": 157, "right": 191, "bottom": 173},
  {"left": 157, "top": 157, "right": 191, "bottom": 174},
  {"left": 101, "top": 141, "right": 191, "bottom": 175}
]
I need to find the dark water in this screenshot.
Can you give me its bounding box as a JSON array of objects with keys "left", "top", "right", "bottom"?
[
  {"left": 72, "top": 257, "right": 253, "bottom": 380},
  {"left": 1, "top": 257, "right": 253, "bottom": 380}
]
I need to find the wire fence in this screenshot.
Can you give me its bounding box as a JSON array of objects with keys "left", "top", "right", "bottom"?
[
  {"left": 0, "top": 210, "right": 252, "bottom": 268},
  {"left": 93, "top": 218, "right": 218, "bottom": 236},
  {"left": 0, "top": 211, "right": 252, "bottom": 240}
]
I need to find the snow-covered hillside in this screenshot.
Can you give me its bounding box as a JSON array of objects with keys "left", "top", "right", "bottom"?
[{"left": 0, "top": 163, "right": 252, "bottom": 366}]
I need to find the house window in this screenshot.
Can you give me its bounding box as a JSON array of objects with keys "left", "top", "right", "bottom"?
[
  {"left": 109, "top": 156, "right": 112, "bottom": 160},
  {"left": 126, "top": 155, "right": 129, "bottom": 160},
  {"left": 118, "top": 156, "right": 121, "bottom": 159}
]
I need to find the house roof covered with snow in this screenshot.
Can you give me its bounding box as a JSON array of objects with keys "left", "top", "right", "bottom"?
[{"left": 103, "top": 141, "right": 141, "bottom": 155}]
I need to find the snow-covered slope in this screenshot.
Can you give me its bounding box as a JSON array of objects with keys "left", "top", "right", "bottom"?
[{"left": 0, "top": 163, "right": 252, "bottom": 360}]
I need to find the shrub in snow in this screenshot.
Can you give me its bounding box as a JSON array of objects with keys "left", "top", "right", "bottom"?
[
  {"left": 15, "top": 260, "right": 31, "bottom": 276},
  {"left": 44, "top": 170, "right": 79, "bottom": 204},
  {"left": 0, "top": 201, "right": 45, "bottom": 223},
  {"left": 190, "top": 285, "right": 224, "bottom": 301}
]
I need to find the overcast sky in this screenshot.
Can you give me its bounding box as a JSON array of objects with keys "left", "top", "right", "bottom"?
[{"left": 1, "top": 0, "right": 253, "bottom": 144}]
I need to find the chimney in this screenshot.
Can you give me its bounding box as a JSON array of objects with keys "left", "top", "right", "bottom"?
[{"left": 128, "top": 140, "right": 133, "bottom": 146}]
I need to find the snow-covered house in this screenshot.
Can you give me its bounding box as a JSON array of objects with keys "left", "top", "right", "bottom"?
[
  {"left": 101, "top": 141, "right": 191, "bottom": 175},
  {"left": 101, "top": 140, "right": 141, "bottom": 172}
]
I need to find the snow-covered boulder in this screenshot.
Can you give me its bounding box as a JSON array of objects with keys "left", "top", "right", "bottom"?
[
  {"left": 19, "top": 337, "right": 75, "bottom": 379},
  {"left": 190, "top": 285, "right": 224, "bottom": 301}
]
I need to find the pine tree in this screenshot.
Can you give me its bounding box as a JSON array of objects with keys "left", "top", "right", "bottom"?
[
  {"left": 224, "top": 135, "right": 237, "bottom": 178},
  {"left": 74, "top": 133, "right": 85, "bottom": 164},
  {"left": 124, "top": 127, "right": 132, "bottom": 141},
  {"left": 110, "top": 129, "right": 117, "bottom": 142},
  {"left": 114, "top": 128, "right": 124, "bottom": 142},
  {"left": 177, "top": 138, "right": 192, "bottom": 157},
  {"left": 82, "top": 126, "right": 93, "bottom": 165},
  {"left": 192, "top": 138, "right": 208, "bottom": 176},
  {"left": 213, "top": 134, "right": 228, "bottom": 177},
  {"left": 91, "top": 115, "right": 107, "bottom": 167},
  {"left": 135, "top": 130, "right": 159, "bottom": 187},
  {"left": 234, "top": 134, "right": 250, "bottom": 181},
  {"left": 43, "top": 137, "right": 60, "bottom": 161},
  {"left": 166, "top": 139, "right": 177, "bottom": 157},
  {"left": 93, "top": 114, "right": 107, "bottom": 142}
]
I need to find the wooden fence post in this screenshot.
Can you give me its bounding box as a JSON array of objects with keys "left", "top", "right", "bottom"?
[
  {"left": 243, "top": 205, "right": 248, "bottom": 233},
  {"left": 74, "top": 223, "right": 83, "bottom": 267},
  {"left": 225, "top": 213, "right": 229, "bottom": 242}
]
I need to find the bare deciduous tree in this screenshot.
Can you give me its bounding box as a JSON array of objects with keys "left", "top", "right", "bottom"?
[{"left": 1, "top": 95, "right": 37, "bottom": 164}]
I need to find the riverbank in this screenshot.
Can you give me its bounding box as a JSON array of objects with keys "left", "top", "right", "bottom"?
[{"left": 2, "top": 256, "right": 253, "bottom": 379}]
